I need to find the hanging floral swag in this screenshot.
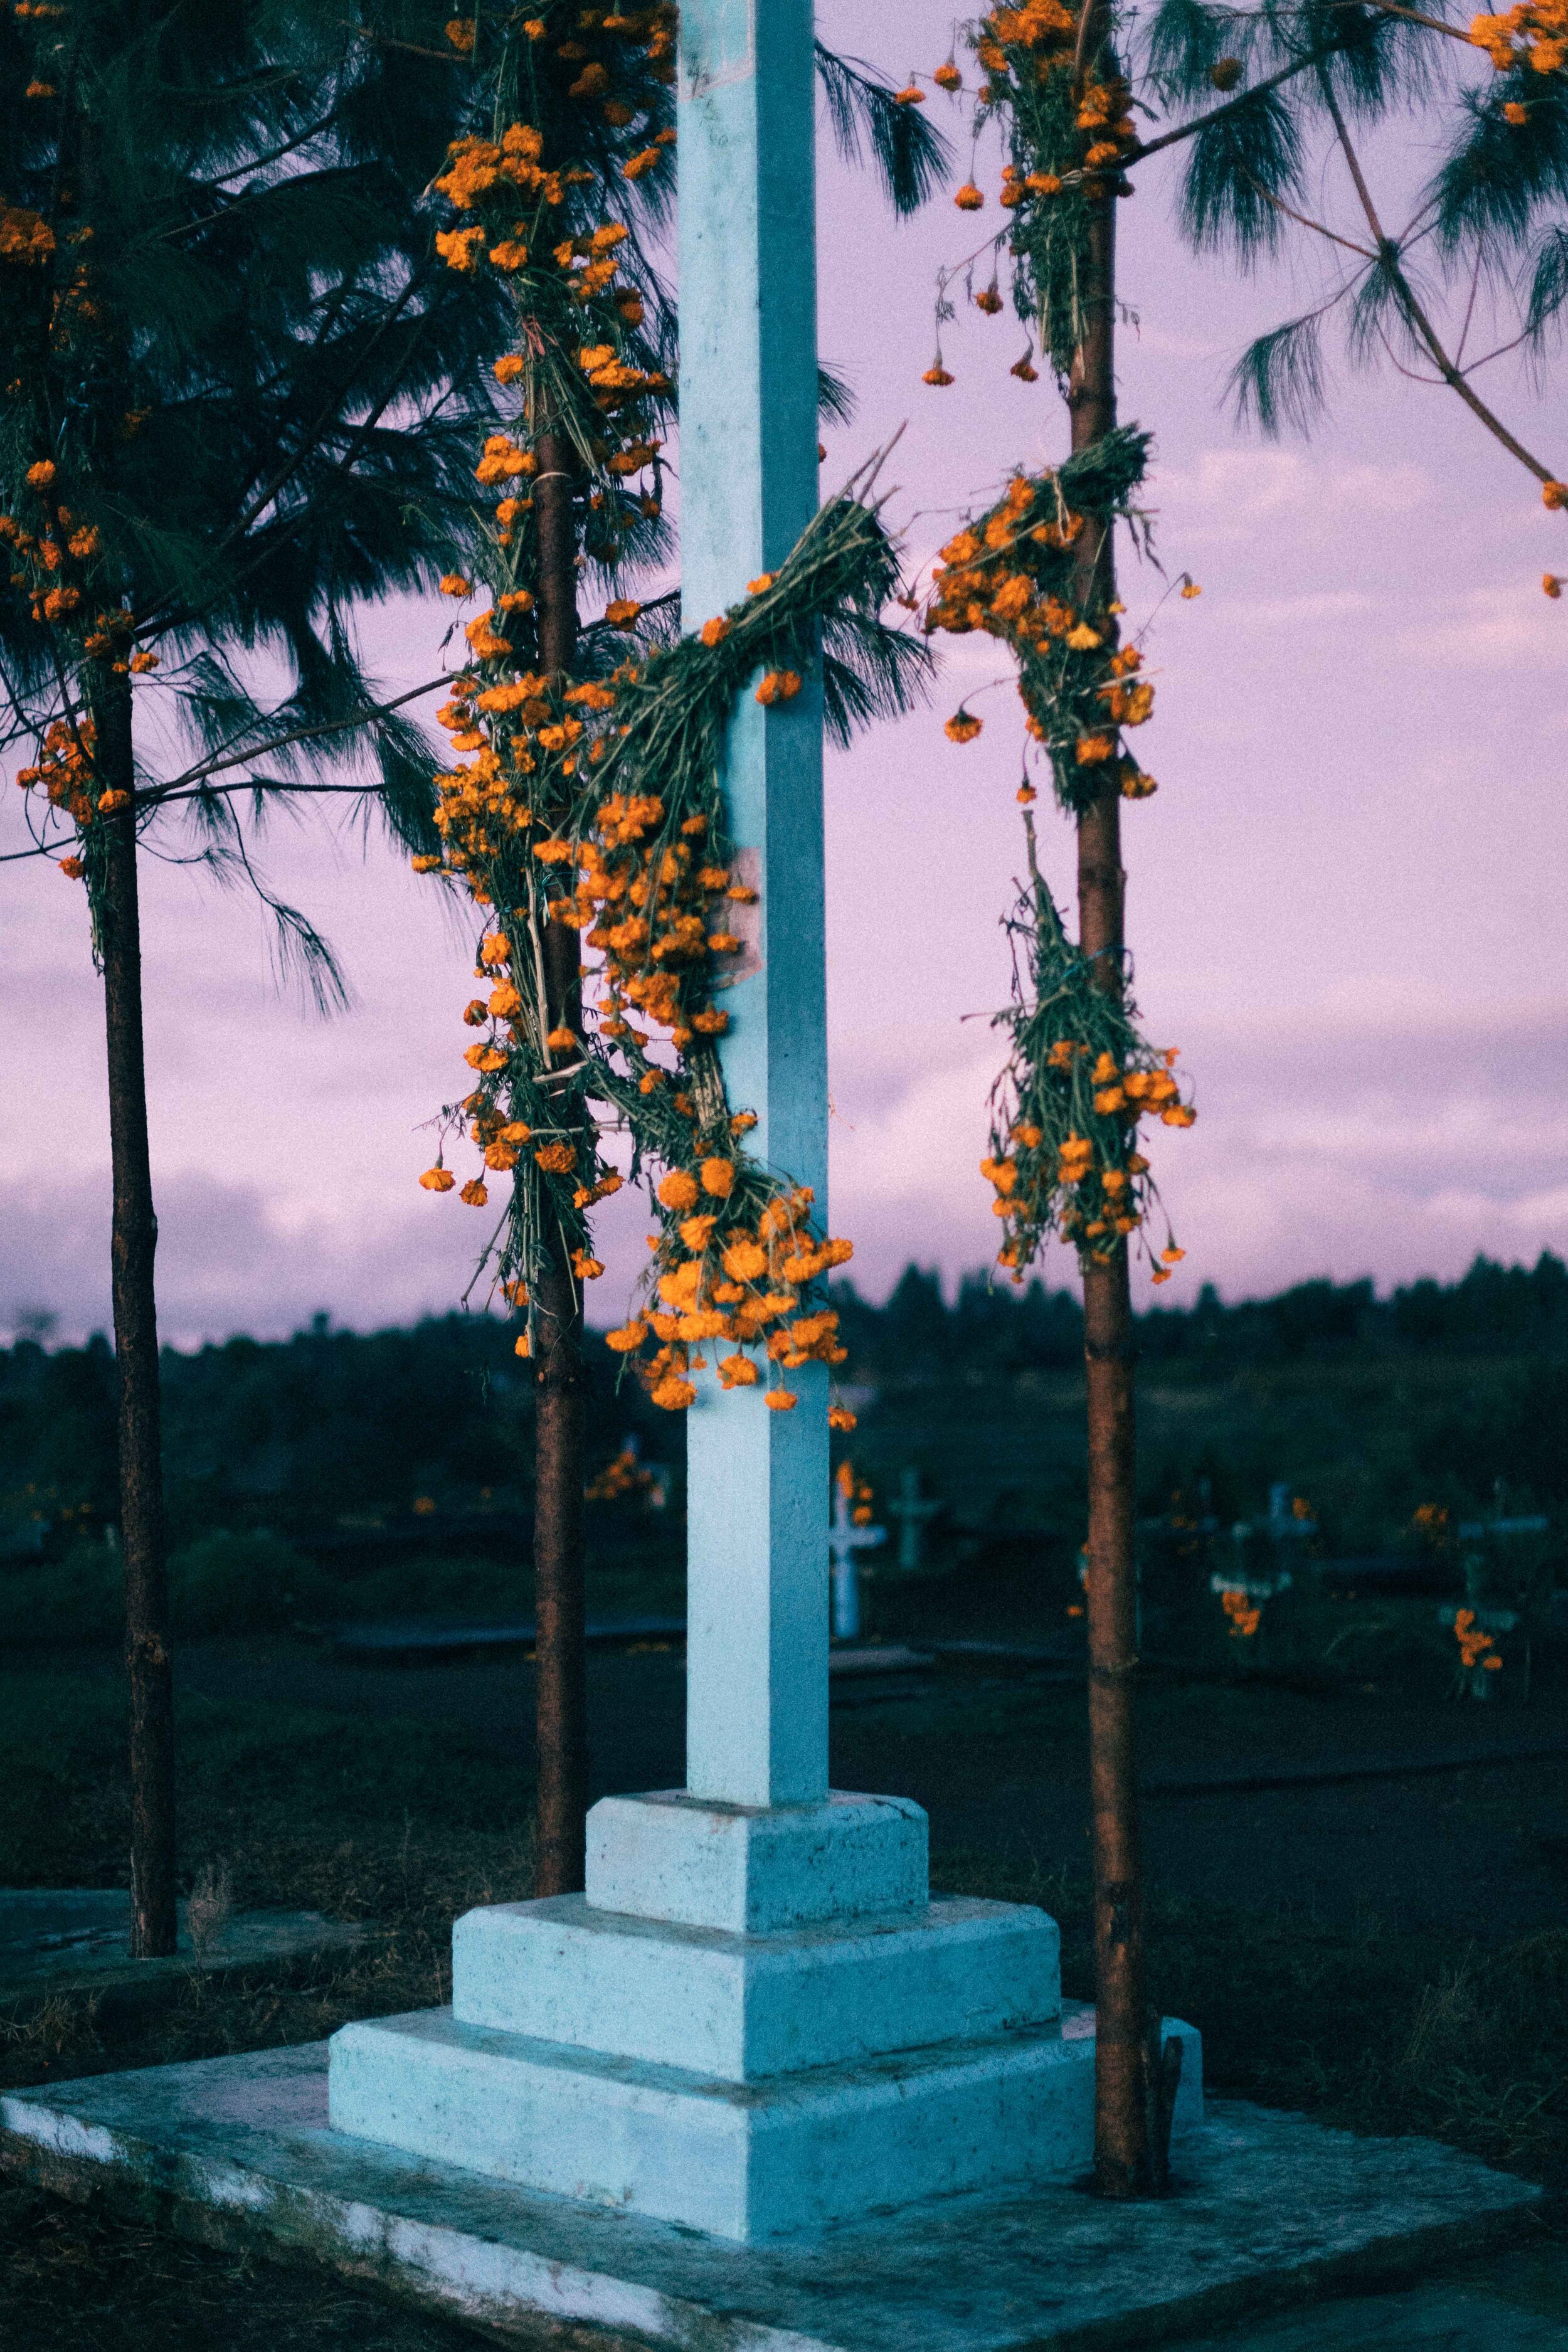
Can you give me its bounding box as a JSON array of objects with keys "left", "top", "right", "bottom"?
[{"left": 420, "top": 484, "right": 928, "bottom": 1415}]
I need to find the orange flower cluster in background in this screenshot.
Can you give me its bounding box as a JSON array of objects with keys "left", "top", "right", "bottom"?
[
  {"left": 1453, "top": 1608, "right": 1503, "bottom": 1672},
  {"left": 1219, "top": 1586, "right": 1261, "bottom": 1640}
]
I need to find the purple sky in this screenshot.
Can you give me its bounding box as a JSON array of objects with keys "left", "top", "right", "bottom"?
[{"left": 4, "top": 0, "right": 1566, "bottom": 1347}]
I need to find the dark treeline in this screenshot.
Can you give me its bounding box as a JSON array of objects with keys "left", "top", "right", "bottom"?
[
  {"left": 835, "top": 1251, "right": 1568, "bottom": 1381},
  {"left": 3, "top": 1253, "right": 1566, "bottom": 1550}
]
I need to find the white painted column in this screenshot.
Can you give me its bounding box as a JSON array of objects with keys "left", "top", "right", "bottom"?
[{"left": 679, "top": 0, "right": 829, "bottom": 1810}]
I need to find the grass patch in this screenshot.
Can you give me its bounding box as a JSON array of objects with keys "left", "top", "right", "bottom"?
[
  {"left": 937, "top": 1849, "right": 1568, "bottom": 2185},
  {"left": 0, "top": 2173, "right": 490, "bottom": 2351}
]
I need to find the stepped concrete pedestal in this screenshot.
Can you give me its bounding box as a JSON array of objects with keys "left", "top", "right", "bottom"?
[
  {"left": 323, "top": 0, "right": 1203, "bottom": 2248},
  {"left": 328, "top": 1789, "right": 1203, "bottom": 2240}
]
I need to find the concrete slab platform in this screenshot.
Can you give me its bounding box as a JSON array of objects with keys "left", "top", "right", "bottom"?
[
  {"left": 1173, "top": 2249, "right": 1568, "bottom": 2351},
  {"left": 0, "top": 2042, "right": 1539, "bottom": 2350},
  {"left": 0, "top": 1889, "right": 366, "bottom": 2020}
]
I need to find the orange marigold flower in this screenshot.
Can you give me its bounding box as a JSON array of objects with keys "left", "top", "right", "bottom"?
[
  {"left": 650, "top": 1376, "right": 698, "bottom": 1412},
  {"left": 129, "top": 650, "right": 159, "bottom": 674},
  {"left": 26, "top": 460, "right": 55, "bottom": 488},
  {"left": 97, "top": 788, "right": 132, "bottom": 815},
  {"left": 894, "top": 83, "right": 926, "bottom": 103},
  {"left": 605, "top": 1320, "right": 649, "bottom": 1353},
  {"left": 935, "top": 61, "right": 962, "bottom": 90},
  {"left": 766, "top": 1389, "right": 798, "bottom": 1411},
  {"left": 58, "top": 854, "right": 85, "bottom": 879},
  {"left": 700, "top": 1157, "right": 736, "bottom": 1198},
  {"left": 945, "top": 709, "right": 982, "bottom": 744},
  {"left": 492, "top": 354, "right": 524, "bottom": 383},
  {"left": 1546, "top": 574, "right": 1564, "bottom": 598},
  {"left": 460, "top": 1177, "right": 489, "bottom": 1205},
  {"left": 700, "top": 616, "right": 731, "bottom": 647},
  {"left": 755, "top": 669, "right": 802, "bottom": 705},
  {"left": 955, "top": 183, "right": 985, "bottom": 210},
  {"left": 657, "top": 1169, "right": 701, "bottom": 1212},
  {"left": 536, "top": 1142, "right": 576, "bottom": 1173},
  {"left": 1503, "top": 99, "right": 1528, "bottom": 121},
  {"left": 923, "top": 365, "right": 955, "bottom": 387},
  {"left": 828, "top": 1404, "right": 857, "bottom": 1430},
  {"left": 605, "top": 598, "right": 642, "bottom": 625},
  {"left": 1544, "top": 480, "right": 1568, "bottom": 510}
]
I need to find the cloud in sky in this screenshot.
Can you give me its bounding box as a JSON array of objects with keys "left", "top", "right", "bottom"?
[
  {"left": 9, "top": 995, "right": 1563, "bottom": 1348},
  {"left": 3, "top": 0, "right": 1565, "bottom": 1348}
]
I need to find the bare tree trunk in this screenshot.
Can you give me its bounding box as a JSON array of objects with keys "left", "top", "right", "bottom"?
[
  {"left": 95, "top": 664, "right": 178, "bottom": 1959},
  {"left": 530, "top": 430, "right": 590, "bottom": 1897},
  {"left": 1069, "top": 177, "right": 1156, "bottom": 2197}
]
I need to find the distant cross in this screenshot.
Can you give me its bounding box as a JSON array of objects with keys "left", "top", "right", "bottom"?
[
  {"left": 886, "top": 1468, "right": 940, "bottom": 1574},
  {"left": 829, "top": 1481, "right": 885, "bottom": 1642}
]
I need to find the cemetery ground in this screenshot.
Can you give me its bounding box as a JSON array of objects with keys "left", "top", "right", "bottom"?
[
  {"left": 3, "top": 1628, "right": 1568, "bottom": 2347},
  {"left": 3, "top": 1280, "right": 1565, "bottom": 2345}
]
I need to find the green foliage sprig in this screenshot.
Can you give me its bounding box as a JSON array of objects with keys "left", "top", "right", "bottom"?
[{"left": 985, "top": 840, "right": 1192, "bottom": 1281}]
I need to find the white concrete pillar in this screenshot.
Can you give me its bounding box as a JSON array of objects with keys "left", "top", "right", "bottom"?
[{"left": 678, "top": 0, "right": 829, "bottom": 1811}]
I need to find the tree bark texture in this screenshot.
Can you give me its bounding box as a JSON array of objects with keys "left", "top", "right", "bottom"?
[
  {"left": 530, "top": 432, "right": 590, "bottom": 1898},
  {"left": 95, "top": 666, "right": 178, "bottom": 1960},
  {"left": 1069, "top": 180, "right": 1157, "bottom": 2196}
]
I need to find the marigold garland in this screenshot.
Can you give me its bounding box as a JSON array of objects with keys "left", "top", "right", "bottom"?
[
  {"left": 918, "top": 15, "right": 1198, "bottom": 1289},
  {"left": 985, "top": 838, "right": 1192, "bottom": 1283}
]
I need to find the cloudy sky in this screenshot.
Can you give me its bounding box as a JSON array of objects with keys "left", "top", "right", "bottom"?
[{"left": 4, "top": 0, "right": 1565, "bottom": 1348}]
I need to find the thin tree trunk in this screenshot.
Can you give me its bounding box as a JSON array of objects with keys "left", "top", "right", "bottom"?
[
  {"left": 1069, "top": 173, "right": 1156, "bottom": 2196},
  {"left": 95, "top": 664, "right": 178, "bottom": 1959},
  {"left": 530, "top": 429, "right": 590, "bottom": 1897}
]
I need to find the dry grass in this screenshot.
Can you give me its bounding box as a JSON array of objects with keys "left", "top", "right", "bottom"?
[{"left": 939, "top": 1851, "right": 1568, "bottom": 2186}]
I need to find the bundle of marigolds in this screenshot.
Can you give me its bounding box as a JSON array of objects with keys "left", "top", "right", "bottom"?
[
  {"left": 421, "top": 445, "right": 925, "bottom": 1406},
  {"left": 983, "top": 860, "right": 1191, "bottom": 1281},
  {"left": 926, "top": 425, "right": 1160, "bottom": 810}
]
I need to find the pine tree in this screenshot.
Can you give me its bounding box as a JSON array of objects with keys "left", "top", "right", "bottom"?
[
  {"left": 1, "top": 0, "right": 507, "bottom": 1954},
  {"left": 1145, "top": 1, "right": 1568, "bottom": 546}
]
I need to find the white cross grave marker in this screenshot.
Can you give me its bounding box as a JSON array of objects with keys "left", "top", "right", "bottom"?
[
  {"left": 830, "top": 1480, "right": 886, "bottom": 1641},
  {"left": 326, "top": 0, "right": 1189, "bottom": 2241}
]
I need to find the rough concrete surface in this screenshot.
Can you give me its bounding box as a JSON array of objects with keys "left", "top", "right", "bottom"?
[
  {"left": 1177, "top": 2247, "right": 1568, "bottom": 2349},
  {"left": 0, "top": 2043, "right": 1540, "bottom": 2350}
]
